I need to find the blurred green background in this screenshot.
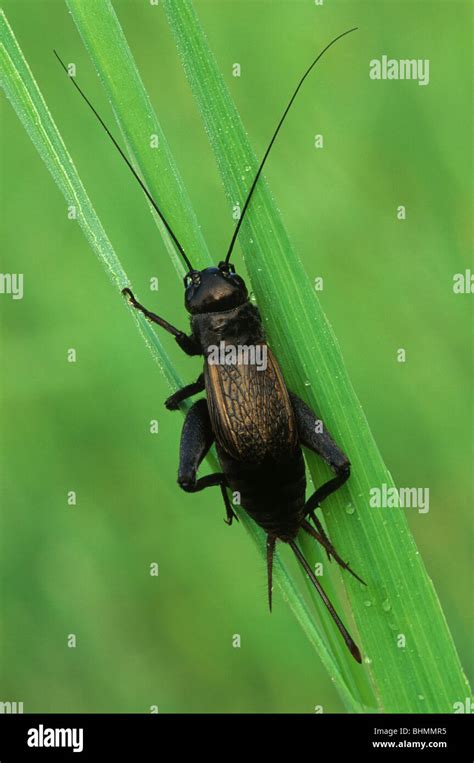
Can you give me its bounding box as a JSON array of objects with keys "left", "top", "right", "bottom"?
[{"left": 1, "top": 0, "right": 472, "bottom": 713}]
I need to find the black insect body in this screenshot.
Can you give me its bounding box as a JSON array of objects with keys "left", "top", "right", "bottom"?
[
  {"left": 123, "top": 264, "right": 363, "bottom": 663},
  {"left": 56, "top": 27, "right": 363, "bottom": 662}
]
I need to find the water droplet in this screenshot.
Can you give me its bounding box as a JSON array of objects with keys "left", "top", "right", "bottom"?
[
  {"left": 364, "top": 600, "right": 372, "bottom": 608},
  {"left": 382, "top": 598, "right": 391, "bottom": 612},
  {"left": 303, "top": 380, "right": 311, "bottom": 387},
  {"left": 345, "top": 503, "right": 355, "bottom": 515}
]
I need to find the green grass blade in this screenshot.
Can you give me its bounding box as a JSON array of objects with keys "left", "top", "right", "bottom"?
[
  {"left": 65, "top": 0, "right": 370, "bottom": 711},
  {"left": 1, "top": 6, "right": 362, "bottom": 713},
  {"left": 0, "top": 8, "right": 178, "bottom": 393},
  {"left": 163, "top": 0, "right": 471, "bottom": 712},
  {"left": 64, "top": 0, "right": 211, "bottom": 276}
]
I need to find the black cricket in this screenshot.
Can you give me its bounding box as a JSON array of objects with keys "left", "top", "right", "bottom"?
[{"left": 56, "top": 27, "right": 364, "bottom": 663}]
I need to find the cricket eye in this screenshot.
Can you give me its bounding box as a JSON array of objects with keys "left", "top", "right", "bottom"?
[
  {"left": 184, "top": 272, "right": 201, "bottom": 288},
  {"left": 218, "top": 260, "right": 234, "bottom": 275}
]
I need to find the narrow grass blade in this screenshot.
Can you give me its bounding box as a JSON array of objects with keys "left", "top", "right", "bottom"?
[
  {"left": 64, "top": 0, "right": 212, "bottom": 277},
  {"left": 66, "top": 0, "right": 375, "bottom": 710},
  {"left": 0, "top": 9, "right": 178, "bottom": 392},
  {"left": 1, "top": 7, "right": 363, "bottom": 713},
  {"left": 163, "top": 0, "right": 471, "bottom": 713}
]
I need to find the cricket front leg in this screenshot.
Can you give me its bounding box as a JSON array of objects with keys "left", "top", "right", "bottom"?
[{"left": 122, "top": 288, "right": 200, "bottom": 355}]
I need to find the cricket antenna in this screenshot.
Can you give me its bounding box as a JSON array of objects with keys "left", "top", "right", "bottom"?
[
  {"left": 290, "top": 540, "right": 362, "bottom": 663},
  {"left": 224, "top": 27, "right": 358, "bottom": 265},
  {"left": 53, "top": 50, "right": 194, "bottom": 273}
]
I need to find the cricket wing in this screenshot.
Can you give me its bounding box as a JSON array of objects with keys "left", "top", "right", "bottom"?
[{"left": 205, "top": 345, "right": 297, "bottom": 462}]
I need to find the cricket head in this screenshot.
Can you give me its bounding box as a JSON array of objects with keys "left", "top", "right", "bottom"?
[{"left": 183, "top": 262, "right": 248, "bottom": 315}]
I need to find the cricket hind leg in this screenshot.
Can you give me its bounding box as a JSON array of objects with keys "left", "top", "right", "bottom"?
[
  {"left": 177, "top": 399, "right": 238, "bottom": 525},
  {"left": 289, "top": 390, "right": 351, "bottom": 506},
  {"left": 290, "top": 391, "right": 364, "bottom": 584},
  {"left": 302, "top": 476, "right": 366, "bottom": 585},
  {"left": 301, "top": 517, "right": 366, "bottom": 586}
]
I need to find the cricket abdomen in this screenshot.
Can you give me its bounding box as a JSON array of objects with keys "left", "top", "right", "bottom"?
[{"left": 217, "top": 444, "right": 307, "bottom": 541}]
